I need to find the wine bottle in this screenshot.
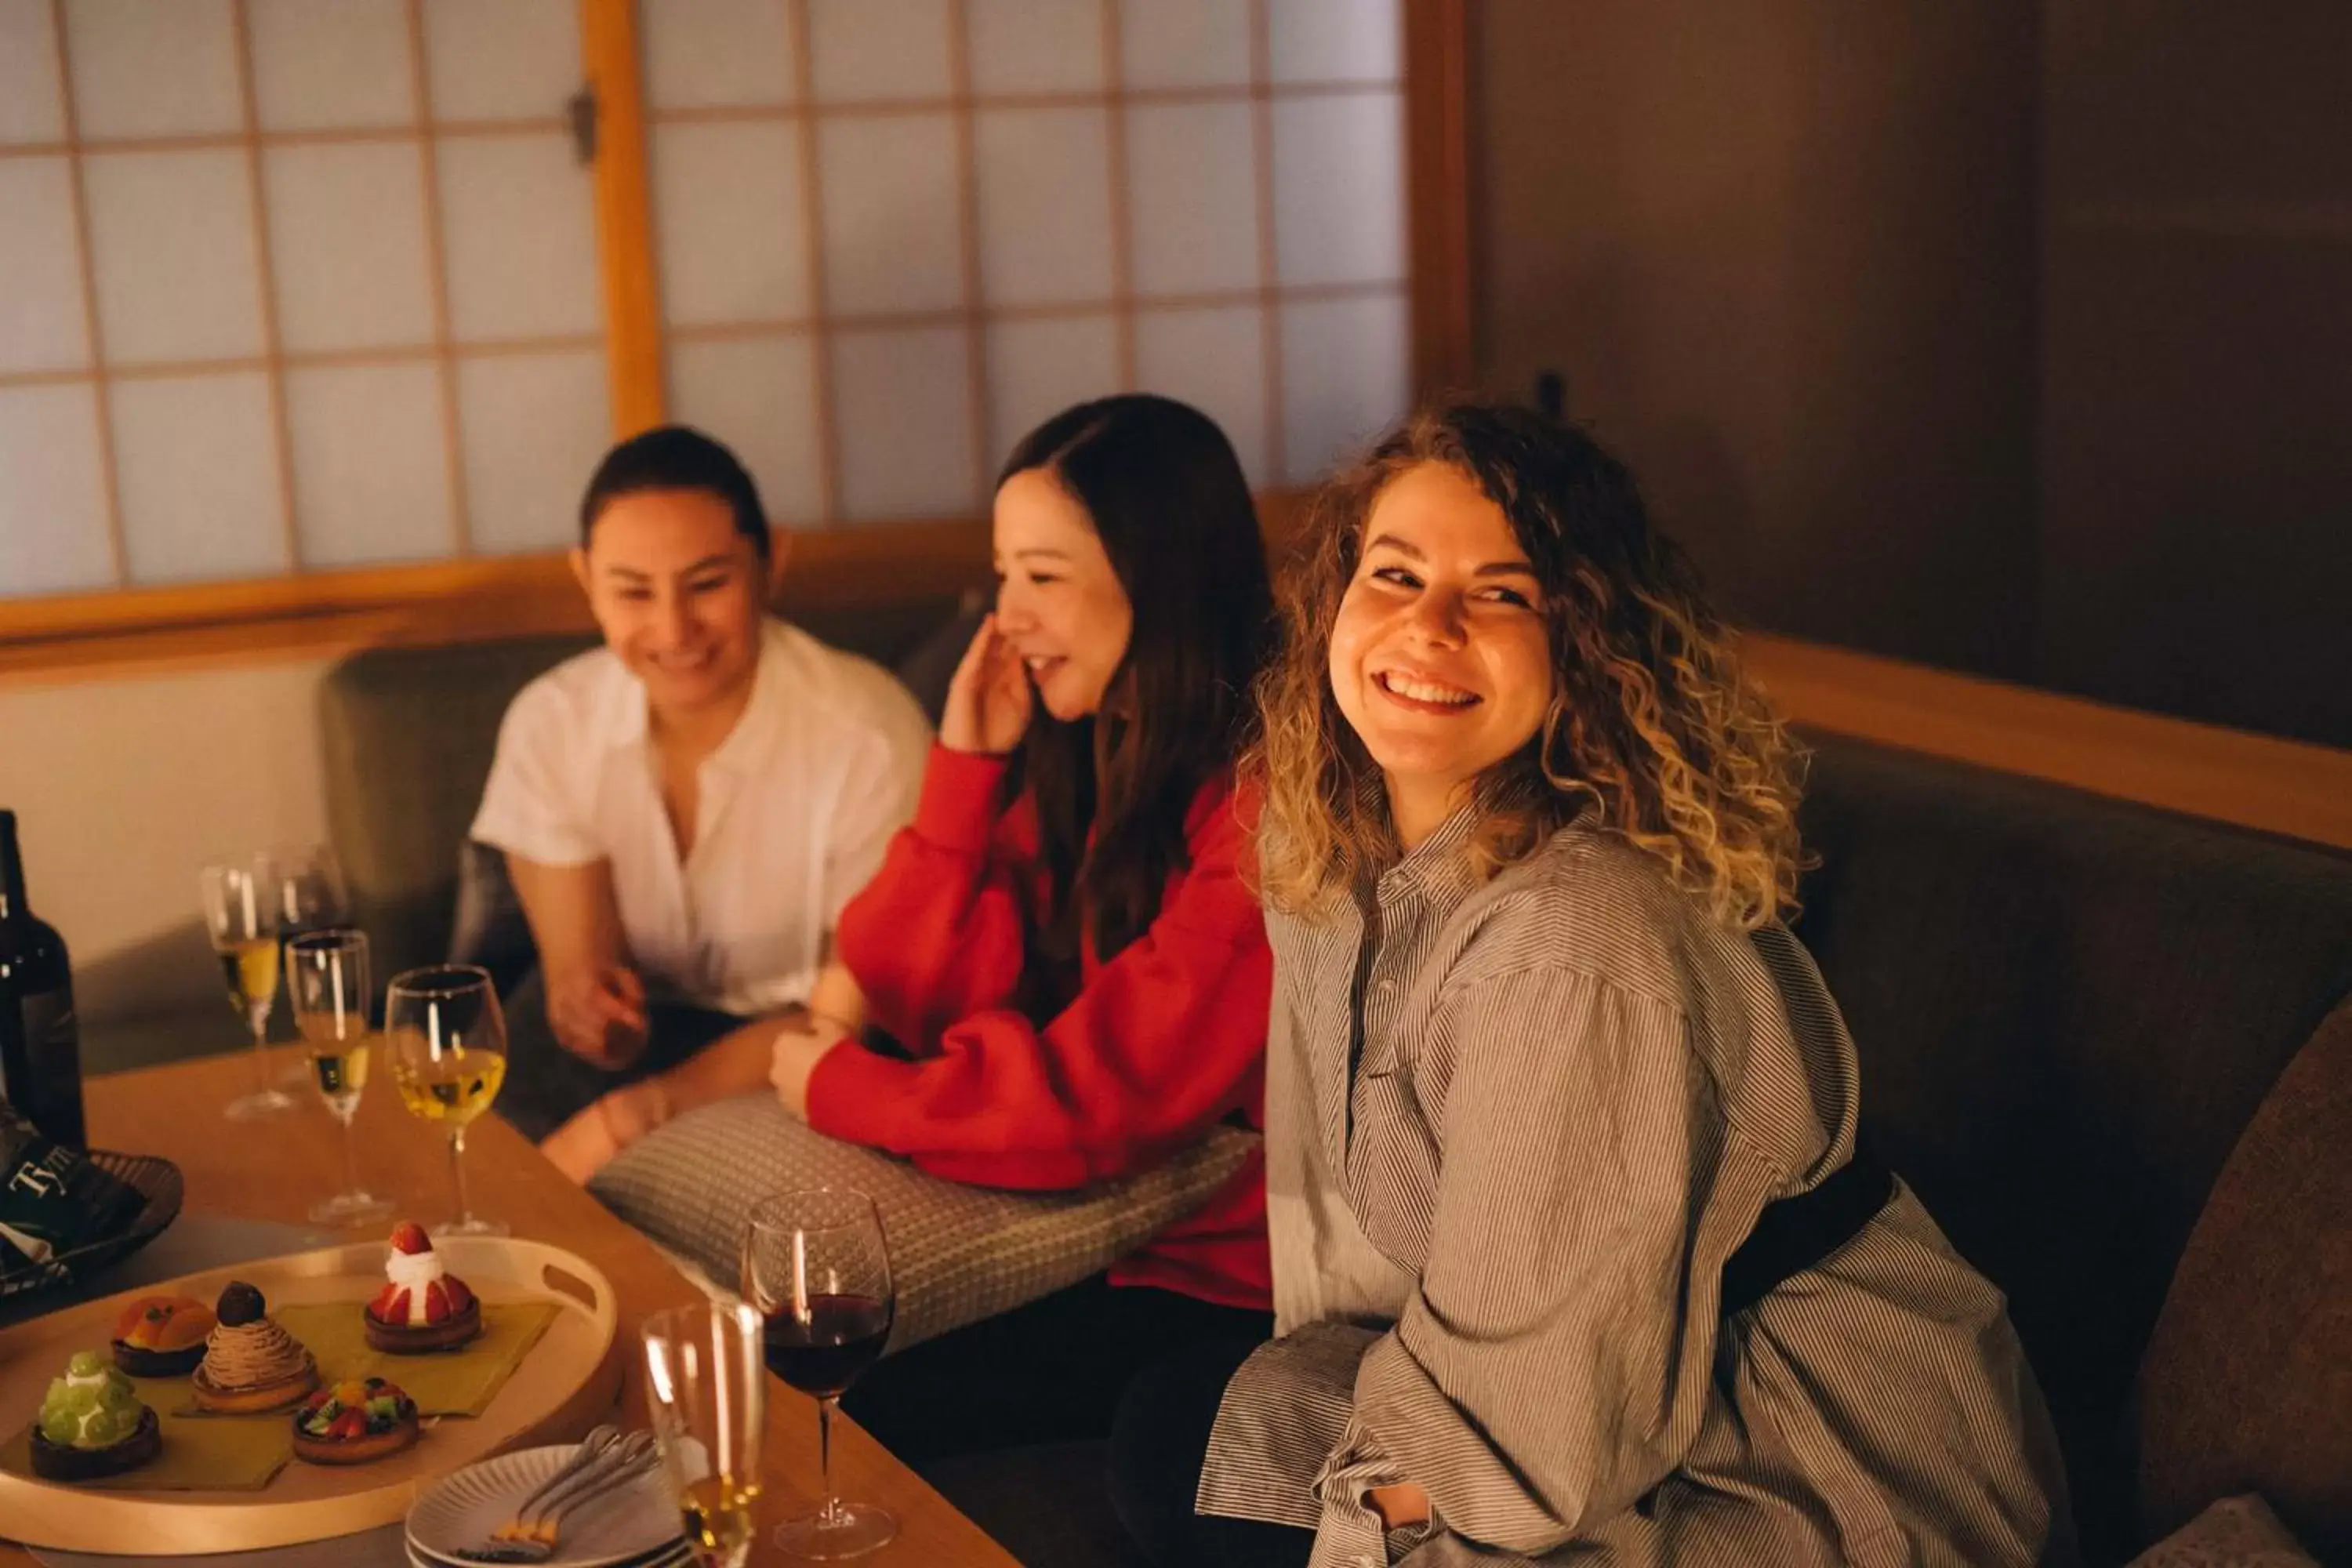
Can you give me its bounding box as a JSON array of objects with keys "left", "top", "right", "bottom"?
[{"left": 0, "top": 810, "right": 85, "bottom": 1146}]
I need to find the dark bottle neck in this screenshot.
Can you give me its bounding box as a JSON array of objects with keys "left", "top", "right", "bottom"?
[{"left": 0, "top": 811, "right": 25, "bottom": 920}]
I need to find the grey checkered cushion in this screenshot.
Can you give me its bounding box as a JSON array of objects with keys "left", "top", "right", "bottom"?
[{"left": 588, "top": 1094, "right": 1258, "bottom": 1352}]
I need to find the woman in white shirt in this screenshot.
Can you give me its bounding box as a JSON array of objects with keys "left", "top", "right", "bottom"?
[{"left": 469, "top": 426, "right": 931, "bottom": 1171}]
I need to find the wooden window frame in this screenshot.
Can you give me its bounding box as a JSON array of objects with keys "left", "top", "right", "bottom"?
[{"left": 2, "top": 0, "right": 1471, "bottom": 681}]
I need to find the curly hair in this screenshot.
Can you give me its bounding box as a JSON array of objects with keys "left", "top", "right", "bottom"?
[{"left": 1251, "top": 404, "right": 1809, "bottom": 930}]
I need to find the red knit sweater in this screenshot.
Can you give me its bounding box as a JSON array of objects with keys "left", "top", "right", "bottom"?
[{"left": 808, "top": 744, "right": 1272, "bottom": 1311}]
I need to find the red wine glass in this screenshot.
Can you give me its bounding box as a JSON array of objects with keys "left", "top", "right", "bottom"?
[{"left": 740, "top": 1188, "right": 896, "bottom": 1559}]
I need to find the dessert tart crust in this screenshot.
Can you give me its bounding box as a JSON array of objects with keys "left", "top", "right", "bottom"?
[
  {"left": 29, "top": 1406, "right": 162, "bottom": 1481},
  {"left": 364, "top": 1293, "right": 481, "bottom": 1354}
]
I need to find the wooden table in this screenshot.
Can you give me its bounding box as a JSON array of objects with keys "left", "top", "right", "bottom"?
[{"left": 0, "top": 1051, "right": 1020, "bottom": 1567}]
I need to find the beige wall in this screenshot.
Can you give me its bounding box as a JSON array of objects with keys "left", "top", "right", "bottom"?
[{"left": 0, "top": 659, "right": 332, "bottom": 1025}]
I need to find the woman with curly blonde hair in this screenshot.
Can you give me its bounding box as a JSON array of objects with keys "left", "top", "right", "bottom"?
[{"left": 1112, "top": 405, "right": 2072, "bottom": 1566}]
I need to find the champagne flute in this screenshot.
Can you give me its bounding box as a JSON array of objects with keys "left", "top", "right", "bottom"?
[
  {"left": 287, "top": 928, "right": 394, "bottom": 1228},
  {"left": 741, "top": 1189, "right": 897, "bottom": 1559},
  {"left": 642, "top": 1301, "right": 768, "bottom": 1568},
  {"left": 267, "top": 844, "right": 349, "bottom": 1088},
  {"left": 201, "top": 852, "right": 293, "bottom": 1120},
  {"left": 384, "top": 964, "right": 508, "bottom": 1239}
]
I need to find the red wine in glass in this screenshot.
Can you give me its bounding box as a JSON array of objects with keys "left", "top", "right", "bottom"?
[
  {"left": 742, "top": 1189, "right": 898, "bottom": 1558},
  {"left": 764, "top": 1292, "right": 894, "bottom": 1399}
]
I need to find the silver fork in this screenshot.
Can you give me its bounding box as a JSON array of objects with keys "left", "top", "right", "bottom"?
[{"left": 456, "top": 1430, "right": 660, "bottom": 1564}]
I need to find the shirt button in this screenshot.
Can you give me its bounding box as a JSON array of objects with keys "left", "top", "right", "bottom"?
[{"left": 1372, "top": 979, "right": 1397, "bottom": 1001}]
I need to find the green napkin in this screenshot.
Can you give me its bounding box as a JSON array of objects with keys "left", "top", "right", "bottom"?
[
  {"left": 279, "top": 1300, "right": 561, "bottom": 1418},
  {"left": 1, "top": 1384, "right": 291, "bottom": 1492}
]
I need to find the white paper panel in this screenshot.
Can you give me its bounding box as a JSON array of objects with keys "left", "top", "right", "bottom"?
[
  {"left": 111, "top": 371, "right": 288, "bottom": 584},
  {"left": 830, "top": 328, "right": 978, "bottom": 521},
  {"left": 1271, "top": 92, "right": 1403, "bottom": 287},
  {"left": 652, "top": 121, "right": 809, "bottom": 327},
  {"left": 82, "top": 150, "right": 264, "bottom": 365},
  {"left": 1117, "top": 0, "right": 1250, "bottom": 90},
  {"left": 263, "top": 142, "right": 437, "bottom": 354},
  {"left": 63, "top": 0, "right": 241, "bottom": 140},
  {"left": 1279, "top": 291, "right": 1407, "bottom": 485},
  {"left": 974, "top": 107, "right": 1114, "bottom": 308},
  {"left": 1123, "top": 102, "right": 1259, "bottom": 297},
  {"left": 435, "top": 132, "right": 601, "bottom": 342},
  {"left": 1134, "top": 304, "right": 1266, "bottom": 486},
  {"left": 0, "top": 0, "right": 66, "bottom": 144},
  {"left": 245, "top": 0, "right": 414, "bottom": 131},
  {"left": 966, "top": 0, "right": 1104, "bottom": 96},
  {"left": 0, "top": 383, "right": 113, "bottom": 597},
  {"left": 816, "top": 116, "right": 964, "bottom": 316},
  {"left": 0, "top": 158, "right": 89, "bottom": 375},
  {"left": 666, "top": 335, "right": 824, "bottom": 526},
  {"left": 423, "top": 0, "right": 580, "bottom": 122},
  {"left": 984, "top": 314, "right": 1119, "bottom": 466},
  {"left": 807, "top": 0, "right": 950, "bottom": 103},
  {"left": 641, "top": 0, "right": 793, "bottom": 110},
  {"left": 1268, "top": 0, "right": 1399, "bottom": 83},
  {"left": 285, "top": 361, "right": 454, "bottom": 567},
  {"left": 456, "top": 350, "right": 610, "bottom": 554}
]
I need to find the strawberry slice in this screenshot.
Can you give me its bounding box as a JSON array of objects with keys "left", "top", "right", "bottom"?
[
  {"left": 327, "top": 1408, "right": 368, "bottom": 1440},
  {"left": 369, "top": 1283, "right": 411, "bottom": 1323},
  {"left": 422, "top": 1281, "right": 450, "bottom": 1324},
  {"left": 443, "top": 1274, "right": 474, "bottom": 1314}
]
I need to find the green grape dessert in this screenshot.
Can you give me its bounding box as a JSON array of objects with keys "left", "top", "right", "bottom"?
[{"left": 30, "top": 1348, "right": 161, "bottom": 1481}]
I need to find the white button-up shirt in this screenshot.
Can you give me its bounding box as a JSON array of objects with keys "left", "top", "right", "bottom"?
[{"left": 470, "top": 618, "right": 932, "bottom": 1017}]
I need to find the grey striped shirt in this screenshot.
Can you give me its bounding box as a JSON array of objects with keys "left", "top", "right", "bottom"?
[{"left": 1197, "top": 809, "right": 2075, "bottom": 1566}]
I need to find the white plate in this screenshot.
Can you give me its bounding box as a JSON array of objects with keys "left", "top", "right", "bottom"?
[
  {"left": 406, "top": 1548, "right": 692, "bottom": 1568},
  {"left": 407, "top": 1550, "right": 693, "bottom": 1568},
  {"left": 405, "top": 1443, "right": 685, "bottom": 1568}
]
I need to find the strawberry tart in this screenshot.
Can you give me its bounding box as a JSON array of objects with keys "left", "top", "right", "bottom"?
[{"left": 363, "top": 1221, "right": 481, "bottom": 1353}]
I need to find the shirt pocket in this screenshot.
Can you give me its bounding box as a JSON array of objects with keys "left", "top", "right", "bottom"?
[{"left": 1346, "top": 1066, "right": 1441, "bottom": 1270}]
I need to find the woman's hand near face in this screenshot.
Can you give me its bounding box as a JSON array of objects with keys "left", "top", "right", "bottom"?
[{"left": 938, "top": 613, "right": 1033, "bottom": 755}]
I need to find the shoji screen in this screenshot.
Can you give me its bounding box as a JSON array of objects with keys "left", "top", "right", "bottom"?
[
  {"left": 0, "top": 0, "right": 608, "bottom": 597},
  {"left": 639, "top": 0, "right": 1411, "bottom": 526}
]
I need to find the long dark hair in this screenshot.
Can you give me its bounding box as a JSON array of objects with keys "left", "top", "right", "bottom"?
[{"left": 1000, "top": 395, "right": 1273, "bottom": 961}]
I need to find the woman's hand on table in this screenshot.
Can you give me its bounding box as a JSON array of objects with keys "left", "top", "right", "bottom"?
[
  {"left": 938, "top": 613, "right": 1033, "bottom": 755},
  {"left": 539, "top": 1079, "right": 672, "bottom": 1185},
  {"left": 768, "top": 1017, "right": 845, "bottom": 1121}
]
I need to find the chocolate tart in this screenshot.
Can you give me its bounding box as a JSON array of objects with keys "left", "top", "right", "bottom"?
[
  {"left": 110, "top": 1294, "right": 214, "bottom": 1377},
  {"left": 30, "top": 1406, "right": 161, "bottom": 1481},
  {"left": 364, "top": 1292, "right": 481, "bottom": 1354}
]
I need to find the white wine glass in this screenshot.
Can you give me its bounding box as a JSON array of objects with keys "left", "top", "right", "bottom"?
[
  {"left": 384, "top": 964, "right": 507, "bottom": 1239},
  {"left": 741, "top": 1189, "right": 897, "bottom": 1559},
  {"left": 643, "top": 1301, "right": 767, "bottom": 1568},
  {"left": 287, "top": 928, "right": 394, "bottom": 1228},
  {"left": 266, "top": 844, "right": 350, "bottom": 1089},
  {"left": 201, "top": 853, "right": 293, "bottom": 1121}
]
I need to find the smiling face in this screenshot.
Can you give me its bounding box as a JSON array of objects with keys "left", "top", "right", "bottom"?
[
  {"left": 991, "top": 466, "right": 1134, "bottom": 721},
  {"left": 1328, "top": 462, "right": 1557, "bottom": 845},
  {"left": 574, "top": 487, "right": 769, "bottom": 717}
]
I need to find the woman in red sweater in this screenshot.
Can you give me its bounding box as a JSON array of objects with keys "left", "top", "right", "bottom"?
[{"left": 762, "top": 394, "right": 1279, "bottom": 1460}]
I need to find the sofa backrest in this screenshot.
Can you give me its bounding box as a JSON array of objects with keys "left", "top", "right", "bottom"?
[
  {"left": 317, "top": 599, "right": 965, "bottom": 985},
  {"left": 1792, "top": 732, "right": 2352, "bottom": 1559}
]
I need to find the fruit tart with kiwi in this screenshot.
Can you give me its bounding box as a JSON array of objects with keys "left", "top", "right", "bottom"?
[
  {"left": 110, "top": 1294, "right": 216, "bottom": 1377},
  {"left": 292, "top": 1377, "right": 419, "bottom": 1466},
  {"left": 364, "top": 1221, "right": 481, "bottom": 1353},
  {"left": 190, "top": 1280, "right": 318, "bottom": 1414},
  {"left": 31, "top": 1350, "right": 161, "bottom": 1481}
]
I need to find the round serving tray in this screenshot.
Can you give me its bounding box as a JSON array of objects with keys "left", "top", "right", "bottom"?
[{"left": 0, "top": 1235, "right": 622, "bottom": 1555}]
